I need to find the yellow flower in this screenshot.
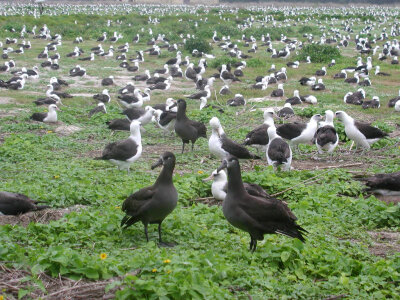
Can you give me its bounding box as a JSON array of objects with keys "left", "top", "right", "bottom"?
[
  {"left": 47, "top": 130, "right": 53, "bottom": 134},
  {"left": 198, "top": 170, "right": 204, "bottom": 174},
  {"left": 54, "top": 175, "right": 60, "bottom": 179},
  {"left": 100, "top": 253, "right": 107, "bottom": 260},
  {"left": 151, "top": 268, "right": 157, "bottom": 273},
  {"left": 115, "top": 206, "right": 121, "bottom": 209},
  {"left": 166, "top": 270, "right": 171, "bottom": 274},
  {"left": 163, "top": 259, "right": 171, "bottom": 264},
  {"left": 0, "top": 295, "right": 4, "bottom": 300}
]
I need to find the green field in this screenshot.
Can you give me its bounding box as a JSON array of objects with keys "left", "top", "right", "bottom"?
[{"left": 0, "top": 4, "right": 399, "bottom": 299}]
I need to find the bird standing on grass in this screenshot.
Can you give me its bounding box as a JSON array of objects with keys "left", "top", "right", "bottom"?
[
  {"left": 171, "top": 99, "right": 207, "bottom": 153},
  {"left": 217, "top": 156, "right": 306, "bottom": 252},
  {"left": 121, "top": 152, "right": 178, "bottom": 246},
  {"left": 335, "top": 111, "right": 388, "bottom": 150},
  {"left": 95, "top": 120, "right": 142, "bottom": 172},
  {"left": 314, "top": 110, "right": 338, "bottom": 155}
]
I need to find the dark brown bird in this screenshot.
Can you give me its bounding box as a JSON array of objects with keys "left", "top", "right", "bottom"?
[
  {"left": 0, "top": 191, "right": 49, "bottom": 215},
  {"left": 121, "top": 152, "right": 178, "bottom": 246}
]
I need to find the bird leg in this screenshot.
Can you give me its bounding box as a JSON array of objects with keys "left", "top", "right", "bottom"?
[
  {"left": 158, "top": 223, "right": 163, "bottom": 243},
  {"left": 249, "top": 237, "right": 257, "bottom": 252},
  {"left": 252, "top": 240, "right": 257, "bottom": 252},
  {"left": 158, "top": 222, "right": 176, "bottom": 248},
  {"left": 349, "top": 141, "right": 355, "bottom": 152},
  {"left": 191, "top": 141, "right": 195, "bottom": 152},
  {"left": 144, "top": 224, "right": 149, "bottom": 242},
  {"left": 181, "top": 142, "right": 185, "bottom": 154}
]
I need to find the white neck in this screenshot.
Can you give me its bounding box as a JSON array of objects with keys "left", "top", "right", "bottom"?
[{"left": 129, "top": 127, "right": 142, "bottom": 144}]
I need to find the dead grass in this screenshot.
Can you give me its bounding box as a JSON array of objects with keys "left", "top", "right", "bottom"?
[
  {"left": 0, "top": 263, "right": 139, "bottom": 300},
  {"left": 367, "top": 231, "right": 400, "bottom": 257},
  {"left": 0, "top": 206, "right": 85, "bottom": 227}
]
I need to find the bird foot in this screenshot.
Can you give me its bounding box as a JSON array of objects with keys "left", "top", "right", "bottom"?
[{"left": 158, "top": 241, "right": 177, "bottom": 248}]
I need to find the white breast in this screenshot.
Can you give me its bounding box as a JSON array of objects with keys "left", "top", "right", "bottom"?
[
  {"left": 345, "top": 124, "right": 370, "bottom": 149},
  {"left": 209, "top": 133, "right": 227, "bottom": 159},
  {"left": 211, "top": 181, "right": 227, "bottom": 201},
  {"left": 44, "top": 111, "right": 57, "bottom": 123}
]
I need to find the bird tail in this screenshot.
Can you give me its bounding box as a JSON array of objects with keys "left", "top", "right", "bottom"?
[
  {"left": 121, "top": 215, "right": 139, "bottom": 229},
  {"left": 274, "top": 153, "right": 288, "bottom": 165},
  {"left": 35, "top": 205, "right": 50, "bottom": 211},
  {"left": 276, "top": 224, "right": 307, "bottom": 242}
]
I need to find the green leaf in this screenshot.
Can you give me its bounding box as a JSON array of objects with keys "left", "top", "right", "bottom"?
[
  {"left": 281, "top": 251, "right": 290, "bottom": 263},
  {"left": 18, "top": 289, "right": 29, "bottom": 299}
]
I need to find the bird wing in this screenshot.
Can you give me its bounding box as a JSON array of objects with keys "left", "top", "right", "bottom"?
[
  {"left": 315, "top": 126, "right": 337, "bottom": 145},
  {"left": 238, "top": 194, "right": 297, "bottom": 226},
  {"left": 101, "top": 139, "right": 138, "bottom": 160},
  {"left": 0, "top": 192, "right": 37, "bottom": 215},
  {"left": 188, "top": 120, "right": 207, "bottom": 137},
  {"left": 245, "top": 124, "right": 269, "bottom": 145},
  {"left": 268, "top": 138, "right": 291, "bottom": 162},
  {"left": 221, "top": 71, "right": 235, "bottom": 80},
  {"left": 30, "top": 112, "right": 47, "bottom": 121},
  {"left": 243, "top": 183, "right": 269, "bottom": 198},
  {"left": 276, "top": 123, "right": 306, "bottom": 140},
  {"left": 354, "top": 121, "right": 388, "bottom": 139},
  {"left": 121, "top": 186, "right": 155, "bottom": 227},
  {"left": 188, "top": 91, "right": 205, "bottom": 99},
  {"left": 107, "top": 119, "right": 131, "bottom": 131},
  {"left": 159, "top": 111, "right": 176, "bottom": 126},
  {"left": 221, "top": 134, "right": 252, "bottom": 158},
  {"left": 365, "top": 172, "right": 400, "bottom": 191},
  {"left": 123, "top": 108, "right": 144, "bottom": 120}
]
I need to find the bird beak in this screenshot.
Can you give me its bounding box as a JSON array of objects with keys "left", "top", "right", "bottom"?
[
  {"left": 169, "top": 102, "right": 177, "bottom": 109},
  {"left": 56, "top": 107, "right": 61, "bottom": 111},
  {"left": 151, "top": 158, "right": 163, "bottom": 170},
  {"left": 217, "top": 160, "right": 227, "bottom": 173},
  {"left": 202, "top": 174, "right": 214, "bottom": 182}
]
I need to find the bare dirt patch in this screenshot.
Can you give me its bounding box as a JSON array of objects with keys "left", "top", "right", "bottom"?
[
  {"left": 54, "top": 125, "right": 82, "bottom": 136},
  {"left": 367, "top": 231, "right": 400, "bottom": 257},
  {"left": 374, "top": 195, "right": 400, "bottom": 205},
  {"left": 0, "top": 263, "right": 139, "bottom": 300},
  {"left": 248, "top": 96, "right": 280, "bottom": 103},
  {"left": 0, "top": 108, "right": 29, "bottom": 117},
  {"left": 71, "top": 93, "right": 94, "bottom": 97},
  {"left": 0, "top": 97, "right": 15, "bottom": 104},
  {"left": 0, "top": 205, "right": 85, "bottom": 227}
]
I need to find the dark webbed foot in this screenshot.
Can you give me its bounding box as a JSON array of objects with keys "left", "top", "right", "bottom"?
[{"left": 158, "top": 241, "right": 177, "bottom": 248}]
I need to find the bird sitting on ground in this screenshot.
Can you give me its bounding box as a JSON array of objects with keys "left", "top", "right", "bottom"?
[
  {"left": 202, "top": 169, "right": 270, "bottom": 201},
  {"left": 0, "top": 192, "right": 49, "bottom": 215}
]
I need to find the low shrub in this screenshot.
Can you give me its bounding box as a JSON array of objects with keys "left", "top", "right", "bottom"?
[
  {"left": 208, "top": 56, "right": 239, "bottom": 69},
  {"left": 184, "top": 38, "right": 212, "bottom": 54},
  {"left": 296, "top": 44, "right": 341, "bottom": 63}
]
